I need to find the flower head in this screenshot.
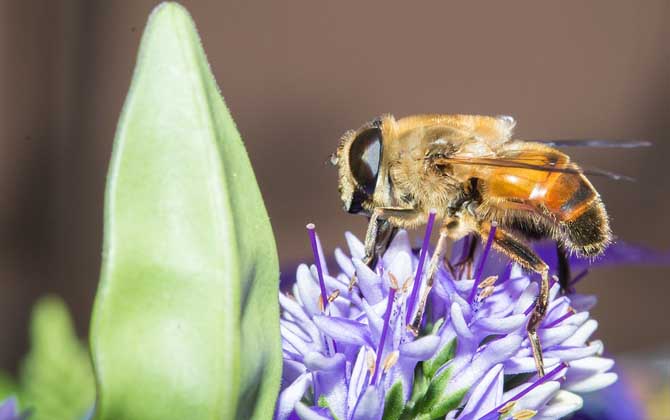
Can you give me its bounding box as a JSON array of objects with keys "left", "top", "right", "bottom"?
[{"left": 277, "top": 222, "right": 617, "bottom": 420}]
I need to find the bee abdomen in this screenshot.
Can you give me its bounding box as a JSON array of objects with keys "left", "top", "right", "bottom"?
[{"left": 561, "top": 198, "right": 611, "bottom": 257}]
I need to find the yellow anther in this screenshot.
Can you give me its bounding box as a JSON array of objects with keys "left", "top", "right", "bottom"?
[
  {"left": 479, "top": 285, "right": 495, "bottom": 300},
  {"left": 388, "top": 272, "right": 399, "bottom": 290},
  {"left": 498, "top": 400, "right": 516, "bottom": 415},
  {"left": 366, "top": 350, "right": 376, "bottom": 377},
  {"left": 317, "top": 297, "right": 325, "bottom": 312},
  {"left": 382, "top": 351, "right": 400, "bottom": 373},
  {"left": 348, "top": 275, "right": 357, "bottom": 291},
  {"left": 328, "top": 289, "right": 341, "bottom": 303},
  {"left": 513, "top": 409, "right": 537, "bottom": 419},
  {"left": 401, "top": 277, "right": 412, "bottom": 294},
  {"left": 478, "top": 275, "right": 498, "bottom": 289}
]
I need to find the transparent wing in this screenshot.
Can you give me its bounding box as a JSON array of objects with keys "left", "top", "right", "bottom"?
[
  {"left": 437, "top": 156, "right": 635, "bottom": 182},
  {"left": 531, "top": 139, "right": 651, "bottom": 148}
]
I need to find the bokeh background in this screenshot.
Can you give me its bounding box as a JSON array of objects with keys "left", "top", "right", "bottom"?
[{"left": 1, "top": 0, "right": 668, "bottom": 416}]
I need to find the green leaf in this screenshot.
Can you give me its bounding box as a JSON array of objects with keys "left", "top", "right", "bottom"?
[
  {"left": 407, "top": 365, "right": 429, "bottom": 410},
  {"left": 20, "top": 296, "right": 95, "bottom": 420},
  {"left": 382, "top": 381, "right": 405, "bottom": 420},
  {"left": 0, "top": 372, "right": 18, "bottom": 402},
  {"left": 89, "top": 3, "right": 281, "bottom": 420},
  {"left": 409, "top": 365, "right": 467, "bottom": 419},
  {"left": 424, "top": 386, "right": 467, "bottom": 419},
  {"left": 423, "top": 338, "right": 456, "bottom": 379}
]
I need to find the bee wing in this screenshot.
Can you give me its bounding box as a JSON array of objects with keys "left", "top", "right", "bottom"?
[
  {"left": 441, "top": 156, "right": 636, "bottom": 182},
  {"left": 530, "top": 139, "right": 651, "bottom": 148}
]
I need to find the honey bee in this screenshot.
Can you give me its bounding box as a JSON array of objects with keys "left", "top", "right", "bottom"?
[{"left": 332, "top": 114, "right": 637, "bottom": 378}]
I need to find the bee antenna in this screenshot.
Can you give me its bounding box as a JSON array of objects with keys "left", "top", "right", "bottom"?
[{"left": 326, "top": 152, "right": 339, "bottom": 166}]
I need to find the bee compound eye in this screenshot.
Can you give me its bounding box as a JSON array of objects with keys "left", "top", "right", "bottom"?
[{"left": 348, "top": 126, "right": 382, "bottom": 195}]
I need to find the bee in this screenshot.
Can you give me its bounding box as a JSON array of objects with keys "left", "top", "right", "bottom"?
[{"left": 332, "top": 114, "right": 641, "bottom": 377}]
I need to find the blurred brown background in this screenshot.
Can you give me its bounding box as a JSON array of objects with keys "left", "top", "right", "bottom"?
[{"left": 1, "top": 0, "right": 668, "bottom": 373}]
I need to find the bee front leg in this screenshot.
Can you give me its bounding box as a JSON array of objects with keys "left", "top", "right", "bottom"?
[
  {"left": 362, "top": 207, "right": 417, "bottom": 266},
  {"left": 479, "top": 223, "right": 550, "bottom": 377}
]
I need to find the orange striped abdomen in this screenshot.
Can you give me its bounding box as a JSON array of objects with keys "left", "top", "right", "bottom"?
[{"left": 483, "top": 153, "right": 611, "bottom": 256}]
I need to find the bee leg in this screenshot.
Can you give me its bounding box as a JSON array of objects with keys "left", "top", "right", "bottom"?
[
  {"left": 361, "top": 210, "right": 382, "bottom": 267},
  {"left": 408, "top": 226, "right": 450, "bottom": 335},
  {"left": 349, "top": 208, "right": 410, "bottom": 290},
  {"left": 482, "top": 224, "right": 550, "bottom": 377},
  {"left": 452, "top": 235, "right": 477, "bottom": 279},
  {"left": 556, "top": 243, "right": 572, "bottom": 293},
  {"left": 363, "top": 207, "right": 415, "bottom": 267}
]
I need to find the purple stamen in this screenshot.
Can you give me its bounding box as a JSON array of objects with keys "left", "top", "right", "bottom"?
[
  {"left": 497, "top": 261, "right": 514, "bottom": 284},
  {"left": 371, "top": 286, "right": 397, "bottom": 385},
  {"left": 468, "top": 222, "right": 497, "bottom": 304},
  {"left": 480, "top": 362, "right": 568, "bottom": 420},
  {"left": 544, "top": 310, "right": 574, "bottom": 328},
  {"left": 524, "top": 301, "right": 536, "bottom": 316},
  {"left": 569, "top": 268, "right": 589, "bottom": 287},
  {"left": 307, "top": 223, "right": 328, "bottom": 311},
  {"left": 406, "top": 210, "right": 437, "bottom": 325}
]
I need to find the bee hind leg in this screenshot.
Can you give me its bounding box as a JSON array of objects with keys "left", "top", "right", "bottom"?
[
  {"left": 480, "top": 223, "right": 550, "bottom": 377},
  {"left": 556, "top": 243, "right": 572, "bottom": 293}
]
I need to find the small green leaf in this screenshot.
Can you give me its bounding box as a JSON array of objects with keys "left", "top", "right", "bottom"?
[
  {"left": 90, "top": 2, "right": 281, "bottom": 419},
  {"left": 409, "top": 365, "right": 467, "bottom": 419},
  {"left": 317, "top": 396, "right": 342, "bottom": 420},
  {"left": 425, "top": 386, "right": 467, "bottom": 419},
  {"left": 423, "top": 338, "right": 456, "bottom": 379},
  {"left": 407, "top": 365, "right": 429, "bottom": 409},
  {"left": 20, "top": 296, "right": 94, "bottom": 420},
  {"left": 382, "top": 381, "right": 405, "bottom": 420}
]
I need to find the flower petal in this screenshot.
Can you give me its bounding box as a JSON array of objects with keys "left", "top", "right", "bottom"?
[
  {"left": 304, "top": 352, "right": 346, "bottom": 372},
  {"left": 537, "top": 324, "right": 578, "bottom": 347},
  {"left": 294, "top": 402, "right": 332, "bottom": 420},
  {"left": 312, "top": 315, "right": 374, "bottom": 347},
  {"left": 569, "top": 294, "right": 597, "bottom": 312},
  {"left": 447, "top": 334, "right": 523, "bottom": 394},
  {"left": 457, "top": 364, "right": 504, "bottom": 420},
  {"left": 565, "top": 372, "right": 618, "bottom": 393},
  {"left": 503, "top": 357, "right": 561, "bottom": 375},
  {"left": 476, "top": 313, "right": 527, "bottom": 335},
  {"left": 387, "top": 251, "right": 413, "bottom": 289},
  {"left": 353, "top": 259, "right": 384, "bottom": 305},
  {"left": 351, "top": 386, "right": 382, "bottom": 420},
  {"left": 334, "top": 248, "right": 355, "bottom": 278},
  {"left": 544, "top": 342, "right": 602, "bottom": 361},
  {"left": 399, "top": 335, "right": 441, "bottom": 360},
  {"left": 345, "top": 231, "right": 365, "bottom": 260},
  {"left": 383, "top": 230, "right": 412, "bottom": 267},
  {"left": 347, "top": 348, "right": 370, "bottom": 415},
  {"left": 276, "top": 373, "right": 313, "bottom": 420},
  {"left": 297, "top": 264, "right": 321, "bottom": 316},
  {"left": 535, "top": 390, "right": 583, "bottom": 419},
  {"left": 561, "top": 319, "right": 598, "bottom": 346}
]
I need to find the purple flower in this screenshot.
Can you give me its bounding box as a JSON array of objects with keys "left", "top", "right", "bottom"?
[
  {"left": 0, "top": 398, "right": 24, "bottom": 420},
  {"left": 277, "top": 223, "right": 617, "bottom": 420}
]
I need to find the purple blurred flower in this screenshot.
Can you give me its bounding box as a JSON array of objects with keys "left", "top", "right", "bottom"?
[
  {"left": 0, "top": 398, "right": 24, "bottom": 420},
  {"left": 277, "top": 225, "right": 617, "bottom": 420}
]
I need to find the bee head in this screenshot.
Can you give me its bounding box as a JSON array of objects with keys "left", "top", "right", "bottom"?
[{"left": 334, "top": 117, "right": 384, "bottom": 214}]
